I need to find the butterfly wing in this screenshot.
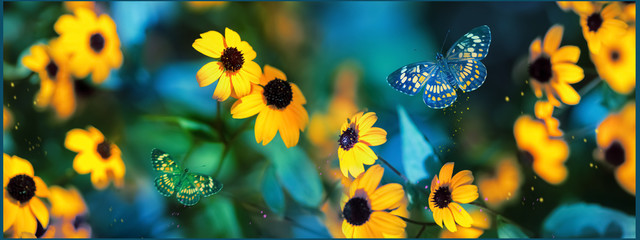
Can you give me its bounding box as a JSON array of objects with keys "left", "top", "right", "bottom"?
[
  {"left": 151, "top": 148, "right": 181, "bottom": 173},
  {"left": 448, "top": 60, "right": 487, "bottom": 92},
  {"left": 422, "top": 69, "right": 458, "bottom": 109},
  {"left": 176, "top": 173, "right": 223, "bottom": 206},
  {"left": 193, "top": 173, "right": 223, "bottom": 197},
  {"left": 154, "top": 173, "right": 181, "bottom": 197},
  {"left": 387, "top": 62, "right": 438, "bottom": 96},
  {"left": 445, "top": 25, "right": 491, "bottom": 62}
]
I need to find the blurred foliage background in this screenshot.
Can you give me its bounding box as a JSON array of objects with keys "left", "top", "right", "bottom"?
[{"left": 3, "top": 1, "right": 635, "bottom": 238}]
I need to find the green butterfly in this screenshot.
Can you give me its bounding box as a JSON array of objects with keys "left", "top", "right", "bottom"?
[{"left": 151, "top": 148, "right": 223, "bottom": 206}]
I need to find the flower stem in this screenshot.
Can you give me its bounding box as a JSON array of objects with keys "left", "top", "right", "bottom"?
[
  {"left": 376, "top": 155, "right": 409, "bottom": 184},
  {"left": 469, "top": 202, "right": 536, "bottom": 237},
  {"left": 397, "top": 216, "right": 437, "bottom": 226}
]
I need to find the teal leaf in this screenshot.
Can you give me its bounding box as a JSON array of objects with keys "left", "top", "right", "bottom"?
[
  {"left": 144, "top": 115, "right": 218, "bottom": 141},
  {"left": 261, "top": 165, "right": 286, "bottom": 216},
  {"left": 497, "top": 216, "right": 529, "bottom": 238},
  {"left": 542, "top": 203, "right": 635, "bottom": 238},
  {"left": 267, "top": 140, "right": 323, "bottom": 208},
  {"left": 600, "top": 80, "right": 629, "bottom": 112},
  {"left": 397, "top": 105, "right": 441, "bottom": 183}
]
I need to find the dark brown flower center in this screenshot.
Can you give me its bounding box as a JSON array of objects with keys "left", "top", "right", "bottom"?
[
  {"left": 90, "top": 33, "right": 105, "bottom": 53},
  {"left": 97, "top": 140, "right": 112, "bottom": 160},
  {"left": 529, "top": 56, "right": 552, "bottom": 83},
  {"left": 263, "top": 78, "right": 293, "bottom": 109},
  {"left": 7, "top": 174, "right": 36, "bottom": 203},
  {"left": 45, "top": 60, "right": 58, "bottom": 79},
  {"left": 605, "top": 141, "right": 625, "bottom": 167},
  {"left": 587, "top": 12, "right": 603, "bottom": 32},
  {"left": 73, "top": 215, "right": 89, "bottom": 230},
  {"left": 518, "top": 150, "right": 534, "bottom": 166},
  {"left": 220, "top": 47, "right": 244, "bottom": 72},
  {"left": 610, "top": 49, "right": 620, "bottom": 62},
  {"left": 343, "top": 197, "right": 371, "bottom": 226},
  {"left": 339, "top": 126, "right": 359, "bottom": 151},
  {"left": 432, "top": 186, "right": 452, "bottom": 209}
]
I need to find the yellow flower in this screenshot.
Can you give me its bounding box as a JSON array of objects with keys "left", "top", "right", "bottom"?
[
  {"left": 528, "top": 25, "right": 584, "bottom": 106},
  {"left": 4, "top": 106, "right": 13, "bottom": 131},
  {"left": 3, "top": 154, "right": 50, "bottom": 238},
  {"left": 193, "top": 27, "right": 262, "bottom": 101},
  {"left": 556, "top": 1, "right": 576, "bottom": 12},
  {"left": 308, "top": 62, "right": 360, "bottom": 158},
  {"left": 478, "top": 156, "right": 523, "bottom": 209},
  {"left": 596, "top": 102, "right": 635, "bottom": 195},
  {"left": 514, "top": 115, "right": 568, "bottom": 185},
  {"left": 341, "top": 165, "right": 406, "bottom": 238},
  {"left": 621, "top": 2, "right": 635, "bottom": 23},
  {"left": 54, "top": 8, "right": 123, "bottom": 83},
  {"left": 574, "top": 2, "right": 628, "bottom": 54},
  {"left": 230, "top": 65, "right": 308, "bottom": 148},
  {"left": 590, "top": 27, "right": 635, "bottom": 94},
  {"left": 534, "top": 100, "right": 563, "bottom": 137},
  {"left": 63, "top": 1, "right": 95, "bottom": 12},
  {"left": 48, "top": 186, "right": 87, "bottom": 220},
  {"left": 64, "top": 126, "right": 126, "bottom": 190},
  {"left": 337, "top": 111, "right": 387, "bottom": 178},
  {"left": 185, "top": 1, "right": 227, "bottom": 11},
  {"left": 440, "top": 209, "right": 491, "bottom": 238},
  {"left": 428, "top": 162, "right": 478, "bottom": 233},
  {"left": 21, "top": 40, "right": 76, "bottom": 119}
]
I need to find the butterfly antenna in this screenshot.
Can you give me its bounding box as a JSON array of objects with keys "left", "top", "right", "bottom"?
[{"left": 439, "top": 28, "right": 451, "bottom": 54}]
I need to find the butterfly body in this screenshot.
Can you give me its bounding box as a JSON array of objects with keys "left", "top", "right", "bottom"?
[
  {"left": 387, "top": 25, "right": 491, "bottom": 109},
  {"left": 151, "top": 148, "right": 223, "bottom": 206}
]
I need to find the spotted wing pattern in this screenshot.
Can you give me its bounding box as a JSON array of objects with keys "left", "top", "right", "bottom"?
[
  {"left": 193, "top": 173, "right": 223, "bottom": 197},
  {"left": 449, "top": 60, "right": 487, "bottom": 92},
  {"left": 176, "top": 175, "right": 202, "bottom": 206},
  {"left": 445, "top": 25, "right": 491, "bottom": 62},
  {"left": 151, "top": 148, "right": 180, "bottom": 173},
  {"left": 387, "top": 62, "right": 437, "bottom": 96},
  {"left": 422, "top": 70, "right": 458, "bottom": 109},
  {"left": 154, "top": 173, "right": 180, "bottom": 197}
]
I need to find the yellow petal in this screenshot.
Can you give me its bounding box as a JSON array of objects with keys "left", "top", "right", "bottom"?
[
  {"left": 224, "top": 27, "right": 241, "bottom": 48},
  {"left": 14, "top": 206, "right": 37, "bottom": 236},
  {"left": 29, "top": 198, "right": 49, "bottom": 228},
  {"left": 196, "top": 61, "right": 223, "bottom": 87},
  {"left": 238, "top": 41, "right": 256, "bottom": 61},
  {"left": 91, "top": 60, "right": 110, "bottom": 84},
  {"left": 529, "top": 38, "right": 542, "bottom": 61},
  {"left": 552, "top": 82, "right": 580, "bottom": 105},
  {"left": 450, "top": 170, "right": 474, "bottom": 190},
  {"left": 534, "top": 100, "right": 553, "bottom": 120},
  {"left": 231, "top": 73, "right": 251, "bottom": 98},
  {"left": 369, "top": 212, "right": 406, "bottom": 236},
  {"left": 439, "top": 162, "right": 455, "bottom": 184},
  {"left": 348, "top": 151, "right": 365, "bottom": 178},
  {"left": 356, "top": 112, "right": 378, "bottom": 133},
  {"left": 9, "top": 155, "right": 35, "bottom": 178},
  {"left": 359, "top": 127, "right": 387, "bottom": 146},
  {"left": 551, "top": 46, "right": 580, "bottom": 64},
  {"left": 356, "top": 164, "right": 383, "bottom": 195},
  {"left": 240, "top": 61, "right": 261, "bottom": 84},
  {"left": 64, "top": 128, "right": 94, "bottom": 153},
  {"left": 448, "top": 202, "right": 472, "bottom": 228},
  {"left": 530, "top": 80, "right": 543, "bottom": 98},
  {"left": 262, "top": 65, "right": 287, "bottom": 85},
  {"left": 370, "top": 183, "right": 404, "bottom": 211},
  {"left": 278, "top": 110, "right": 300, "bottom": 148},
  {"left": 51, "top": 76, "right": 76, "bottom": 119},
  {"left": 354, "top": 143, "right": 377, "bottom": 165},
  {"left": 33, "top": 176, "right": 49, "bottom": 198},
  {"left": 291, "top": 83, "right": 307, "bottom": 105},
  {"left": 21, "top": 45, "right": 48, "bottom": 71},
  {"left": 193, "top": 30, "right": 224, "bottom": 59},
  {"left": 442, "top": 208, "right": 457, "bottom": 232},
  {"left": 433, "top": 207, "right": 444, "bottom": 228},
  {"left": 553, "top": 63, "right": 584, "bottom": 84},
  {"left": 231, "top": 94, "right": 265, "bottom": 119},
  {"left": 543, "top": 25, "right": 564, "bottom": 55},
  {"left": 288, "top": 103, "right": 308, "bottom": 130},
  {"left": 452, "top": 185, "right": 479, "bottom": 204},
  {"left": 73, "top": 152, "right": 98, "bottom": 175},
  {"left": 259, "top": 108, "right": 278, "bottom": 146},
  {"left": 342, "top": 220, "right": 355, "bottom": 238},
  {"left": 90, "top": 169, "right": 109, "bottom": 190},
  {"left": 339, "top": 150, "right": 352, "bottom": 178},
  {"left": 4, "top": 194, "right": 18, "bottom": 232},
  {"left": 601, "top": 2, "right": 622, "bottom": 19},
  {"left": 212, "top": 73, "right": 232, "bottom": 101}
]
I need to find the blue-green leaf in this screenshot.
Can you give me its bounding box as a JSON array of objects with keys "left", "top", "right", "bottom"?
[
  {"left": 267, "top": 139, "right": 323, "bottom": 208},
  {"left": 261, "top": 165, "right": 286, "bottom": 216},
  {"left": 397, "top": 105, "right": 441, "bottom": 183},
  {"left": 542, "top": 203, "right": 635, "bottom": 238},
  {"left": 497, "top": 216, "right": 529, "bottom": 238}
]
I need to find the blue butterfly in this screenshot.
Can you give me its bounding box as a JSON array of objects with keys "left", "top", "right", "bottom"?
[{"left": 387, "top": 25, "right": 491, "bottom": 109}]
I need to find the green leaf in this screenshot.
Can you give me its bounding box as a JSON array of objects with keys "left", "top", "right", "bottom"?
[
  {"left": 397, "top": 105, "right": 441, "bottom": 183},
  {"left": 497, "top": 216, "right": 529, "bottom": 238},
  {"left": 144, "top": 115, "right": 218, "bottom": 141},
  {"left": 193, "top": 196, "right": 243, "bottom": 238},
  {"left": 600, "top": 81, "right": 629, "bottom": 111},
  {"left": 261, "top": 165, "right": 286, "bottom": 216},
  {"left": 266, "top": 139, "right": 323, "bottom": 208},
  {"left": 184, "top": 142, "right": 234, "bottom": 179},
  {"left": 542, "top": 203, "right": 635, "bottom": 238}
]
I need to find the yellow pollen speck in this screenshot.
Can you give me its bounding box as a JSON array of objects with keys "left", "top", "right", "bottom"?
[
  {"left": 13, "top": 96, "right": 17, "bottom": 100},
  {"left": 595, "top": 129, "right": 598, "bottom": 134},
  {"left": 520, "top": 91, "right": 524, "bottom": 96},
  {"left": 583, "top": 138, "right": 587, "bottom": 143},
  {"left": 466, "top": 107, "right": 469, "bottom": 110},
  {"left": 505, "top": 96, "right": 510, "bottom": 102},
  {"left": 10, "top": 82, "right": 15, "bottom": 87},
  {"left": 590, "top": 163, "right": 593, "bottom": 167},
  {"left": 595, "top": 165, "right": 598, "bottom": 169},
  {"left": 534, "top": 176, "right": 537, "bottom": 180},
  {"left": 508, "top": 192, "right": 512, "bottom": 196},
  {"left": 572, "top": 136, "right": 575, "bottom": 140},
  {"left": 531, "top": 186, "right": 534, "bottom": 191},
  {"left": 539, "top": 198, "right": 544, "bottom": 203}
]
